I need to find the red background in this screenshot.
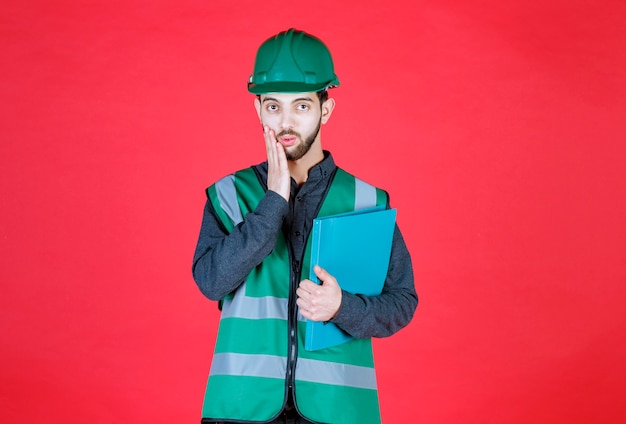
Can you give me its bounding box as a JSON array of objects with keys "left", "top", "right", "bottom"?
[{"left": 2, "top": 1, "right": 625, "bottom": 422}]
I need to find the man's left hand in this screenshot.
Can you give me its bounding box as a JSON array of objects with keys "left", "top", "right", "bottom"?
[{"left": 296, "top": 265, "right": 342, "bottom": 322}]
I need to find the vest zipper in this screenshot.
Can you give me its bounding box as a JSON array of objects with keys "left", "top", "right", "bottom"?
[{"left": 286, "top": 257, "right": 300, "bottom": 395}]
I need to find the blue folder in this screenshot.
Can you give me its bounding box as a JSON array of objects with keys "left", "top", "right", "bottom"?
[{"left": 305, "top": 206, "right": 397, "bottom": 351}]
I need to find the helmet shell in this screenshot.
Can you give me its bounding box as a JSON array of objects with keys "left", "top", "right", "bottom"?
[{"left": 248, "top": 28, "right": 340, "bottom": 94}]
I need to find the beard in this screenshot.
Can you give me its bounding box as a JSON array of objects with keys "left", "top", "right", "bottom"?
[{"left": 277, "top": 119, "right": 322, "bottom": 161}]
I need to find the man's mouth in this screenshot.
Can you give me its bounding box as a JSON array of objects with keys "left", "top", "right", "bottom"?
[{"left": 278, "top": 135, "right": 297, "bottom": 146}]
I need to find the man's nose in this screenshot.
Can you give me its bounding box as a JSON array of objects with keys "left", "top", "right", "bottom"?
[{"left": 280, "top": 110, "right": 294, "bottom": 130}]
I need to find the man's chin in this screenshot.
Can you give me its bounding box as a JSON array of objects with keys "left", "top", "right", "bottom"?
[{"left": 285, "top": 146, "right": 307, "bottom": 161}]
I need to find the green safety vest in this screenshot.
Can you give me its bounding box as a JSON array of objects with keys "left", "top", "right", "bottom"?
[{"left": 202, "top": 166, "right": 388, "bottom": 424}]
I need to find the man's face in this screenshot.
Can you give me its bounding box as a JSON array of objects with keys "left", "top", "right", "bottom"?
[{"left": 255, "top": 92, "right": 326, "bottom": 161}]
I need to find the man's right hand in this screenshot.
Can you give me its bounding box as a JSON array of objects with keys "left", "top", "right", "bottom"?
[{"left": 264, "top": 125, "right": 291, "bottom": 201}]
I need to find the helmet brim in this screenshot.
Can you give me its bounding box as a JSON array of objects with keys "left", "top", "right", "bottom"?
[{"left": 248, "top": 80, "right": 339, "bottom": 95}]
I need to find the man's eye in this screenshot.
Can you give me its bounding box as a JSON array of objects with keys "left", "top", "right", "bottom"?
[
  {"left": 297, "top": 104, "right": 309, "bottom": 111},
  {"left": 267, "top": 104, "right": 278, "bottom": 111}
]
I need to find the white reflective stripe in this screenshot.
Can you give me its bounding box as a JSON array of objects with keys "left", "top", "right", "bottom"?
[
  {"left": 221, "top": 282, "right": 288, "bottom": 319},
  {"left": 354, "top": 177, "right": 377, "bottom": 210},
  {"left": 216, "top": 174, "right": 243, "bottom": 225},
  {"left": 210, "top": 354, "right": 377, "bottom": 391},
  {"left": 296, "top": 358, "right": 377, "bottom": 390},
  {"left": 210, "top": 352, "right": 286, "bottom": 379}
]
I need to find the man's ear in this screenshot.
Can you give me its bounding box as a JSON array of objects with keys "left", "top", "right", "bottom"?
[
  {"left": 321, "top": 98, "right": 336, "bottom": 125},
  {"left": 254, "top": 97, "right": 262, "bottom": 122}
]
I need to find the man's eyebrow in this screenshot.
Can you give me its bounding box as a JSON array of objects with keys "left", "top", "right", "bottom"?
[{"left": 261, "top": 96, "right": 314, "bottom": 103}]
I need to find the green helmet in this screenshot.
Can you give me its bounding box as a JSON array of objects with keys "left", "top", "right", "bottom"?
[{"left": 248, "top": 28, "right": 340, "bottom": 94}]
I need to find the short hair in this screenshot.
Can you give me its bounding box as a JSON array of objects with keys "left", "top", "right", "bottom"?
[{"left": 316, "top": 90, "right": 329, "bottom": 104}]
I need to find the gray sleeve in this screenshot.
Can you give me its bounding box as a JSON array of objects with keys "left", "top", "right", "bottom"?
[
  {"left": 330, "top": 224, "right": 418, "bottom": 338},
  {"left": 192, "top": 190, "right": 289, "bottom": 301}
]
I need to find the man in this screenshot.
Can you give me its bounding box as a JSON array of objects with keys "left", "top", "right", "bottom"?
[{"left": 192, "top": 28, "right": 418, "bottom": 424}]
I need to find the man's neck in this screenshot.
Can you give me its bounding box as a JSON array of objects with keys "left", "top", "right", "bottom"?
[{"left": 288, "top": 148, "right": 324, "bottom": 186}]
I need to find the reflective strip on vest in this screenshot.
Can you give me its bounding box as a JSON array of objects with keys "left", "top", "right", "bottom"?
[
  {"left": 210, "top": 352, "right": 286, "bottom": 380},
  {"left": 355, "top": 177, "right": 377, "bottom": 210},
  {"left": 211, "top": 353, "right": 376, "bottom": 390},
  {"left": 221, "top": 283, "right": 289, "bottom": 320},
  {"left": 215, "top": 174, "right": 243, "bottom": 225},
  {"left": 296, "top": 358, "right": 377, "bottom": 390}
]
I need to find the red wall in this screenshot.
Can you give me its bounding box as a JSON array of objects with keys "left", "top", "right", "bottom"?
[{"left": 2, "top": 1, "right": 625, "bottom": 422}]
